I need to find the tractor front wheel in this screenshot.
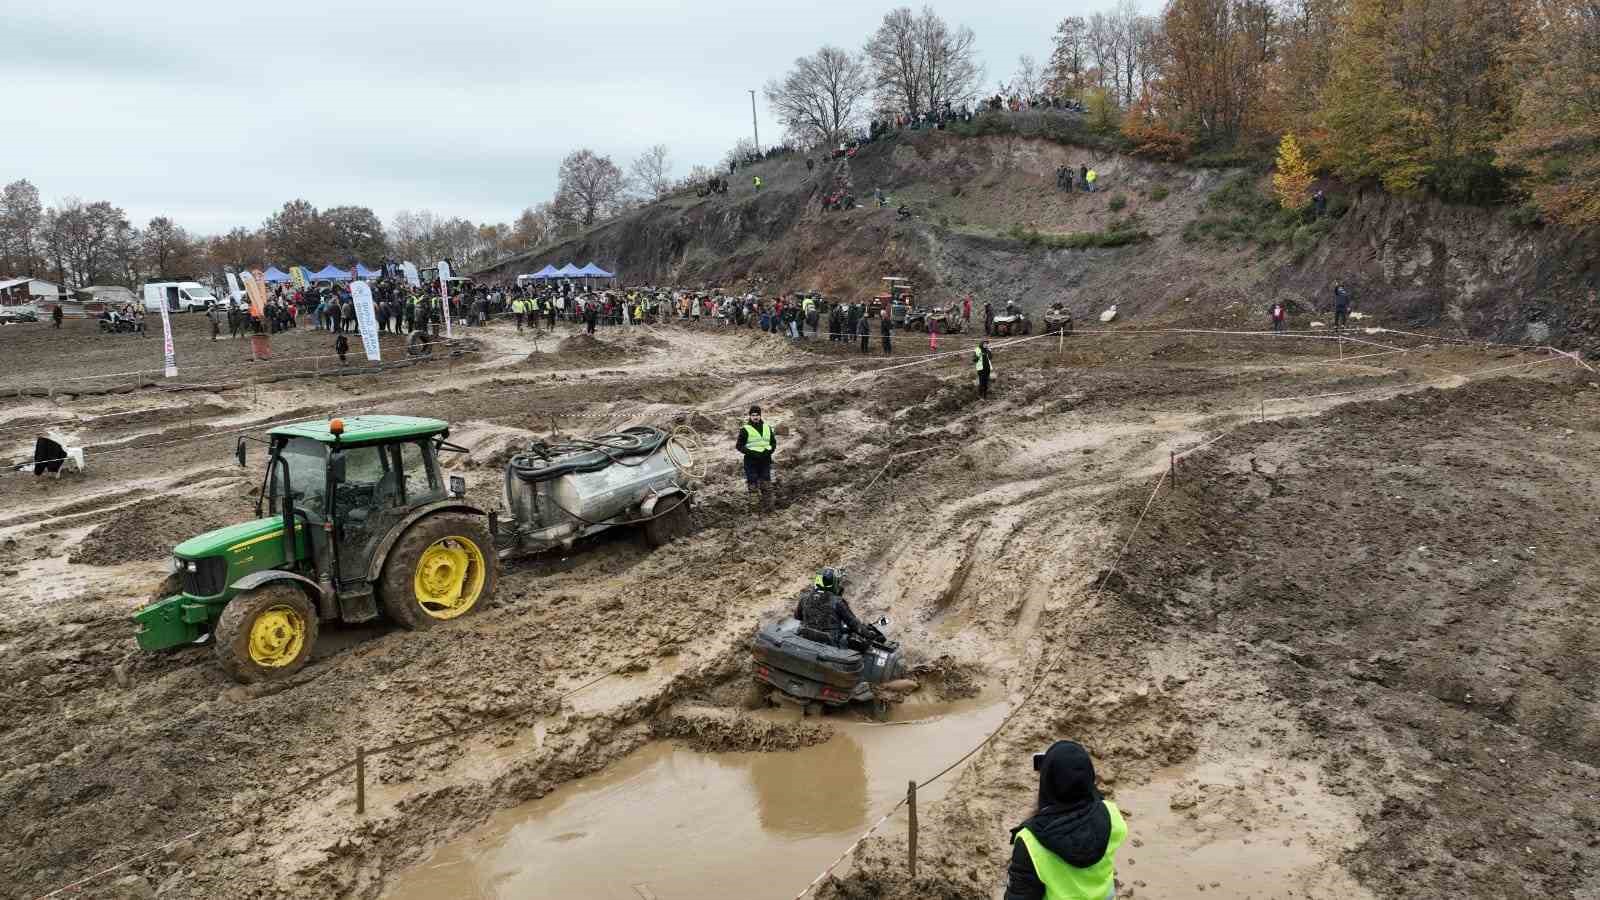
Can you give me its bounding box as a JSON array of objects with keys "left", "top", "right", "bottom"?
[
  {"left": 215, "top": 584, "right": 319, "bottom": 683},
  {"left": 380, "top": 513, "right": 497, "bottom": 630}
]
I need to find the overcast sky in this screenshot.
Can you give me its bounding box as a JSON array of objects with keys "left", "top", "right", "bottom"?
[{"left": 7, "top": 0, "right": 1158, "bottom": 236}]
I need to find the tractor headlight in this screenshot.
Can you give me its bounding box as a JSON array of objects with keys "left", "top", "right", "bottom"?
[{"left": 185, "top": 560, "right": 198, "bottom": 573}]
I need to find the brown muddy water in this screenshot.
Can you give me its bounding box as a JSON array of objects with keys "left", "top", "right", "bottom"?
[{"left": 385, "top": 697, "right": 1008, "bottom": 900}]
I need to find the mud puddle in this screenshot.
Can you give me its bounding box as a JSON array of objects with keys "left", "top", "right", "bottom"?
[
  {"left": 385, "top": 696, "right": 1007, "bottom": 900},
  {"left": 1112, "top": 757, "right": 1374, "bottom": 900}
]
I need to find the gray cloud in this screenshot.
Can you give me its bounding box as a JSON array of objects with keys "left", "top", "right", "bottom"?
[{"left": 8, "top": 0, "right": 1158, "bottom": 236}]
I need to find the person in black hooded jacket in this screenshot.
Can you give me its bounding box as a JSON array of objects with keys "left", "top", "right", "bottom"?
[{"left": 1005, "top": 740, "right": 1127, "bottom": 900}]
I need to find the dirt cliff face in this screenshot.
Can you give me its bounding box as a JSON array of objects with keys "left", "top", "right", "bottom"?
[
  {"left": 484, "top": 133, "right": 1600, "bottom": 351},
  {"left": 1276, "top": 191, "right": 1600, "bottom": 350}
]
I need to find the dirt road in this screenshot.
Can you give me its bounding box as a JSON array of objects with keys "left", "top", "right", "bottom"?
[{"left": 1, "top": 315, "right": 1593, "bottom": 900}]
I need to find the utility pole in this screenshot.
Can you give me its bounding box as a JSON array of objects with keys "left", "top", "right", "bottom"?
[{"left": 748, "top": 89, "right": 760, "bottom": 154}]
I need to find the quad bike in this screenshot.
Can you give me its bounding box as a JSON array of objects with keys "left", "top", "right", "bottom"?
[
  {"left": 98, "top": 317, "right": 142, "bottom": 334},
  {"left": 1043, "top": 303, "right": 1074, "bottom": 335},
  {"left": 991, "top": 303, "right": 1032, "bottom": 336},
  {"left": 752, "top": 611, "right": 906, "bottom": 719}
]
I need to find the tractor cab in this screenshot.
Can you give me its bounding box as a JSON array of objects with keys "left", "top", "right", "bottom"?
[{"left": 134, "top": 415, "right": 494, "bottom": 683}]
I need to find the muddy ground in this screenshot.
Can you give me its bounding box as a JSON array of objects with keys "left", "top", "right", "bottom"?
[{"left": 0, "top": 313, "right": 1594, "bottom": 900}]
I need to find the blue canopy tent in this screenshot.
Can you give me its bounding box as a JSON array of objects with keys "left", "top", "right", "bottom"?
[
  {"left": 554, "top": 263, "right": 583, "bottom": 278},
  {"left": 353, "top": 262, "right": 381, "bottom": 278},
  {"left": 310, "top": 265, "right": 351, "bottom": 281},
  {"left": 533, "top": 264, "right": 560, "bottom": 279},
  {"left": 577, "top": 262, "right": 614, "bottom": 278},
  {"left": 262, "top": 266, "right": 292, "bottom": 283}
]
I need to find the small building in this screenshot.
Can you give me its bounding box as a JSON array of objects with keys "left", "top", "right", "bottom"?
[
  {"left": 77, "top": 285, "right": 137, "bottom": 306},
  {"left": 0, "top": 277, "right": 63, "bottom": 306}
]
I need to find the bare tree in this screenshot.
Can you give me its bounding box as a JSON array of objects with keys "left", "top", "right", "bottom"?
[
  {"left": 1009, "top": 53, "right": 1045, "bottom": 99},
  {"left": 1087, "top": 12, "right": 1118, "bottom": 93},
  {"left": 555, "top": 149, "right": 626, "bottom": 228},
  {"left": 865, "top": 7, "right": 926, "bottom": 116},
  {"left": 916, "top": 7, "right": 983, "bottom": 112},
  {"left": 628, "top": 145, "right": 674, "bottom": 201},
  {"left": 765, "top": 46, "right": 872, "bottom": 147}
]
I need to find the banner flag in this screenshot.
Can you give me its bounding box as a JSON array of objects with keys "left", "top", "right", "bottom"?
[
  {"left": 351, "top": 281, "right": 382, "bottom": 362},
  {"left": 438, "top": 260, "right": 453, "bottom": 338},
  {"left": 401, "top": 261, "right": 420, "bottom": 287},
  {"left": 157, "top": 297, "right": 177, "bottom": 377},
  {"left": 242, "top": 270, "right": 268, "bottom": 319}
]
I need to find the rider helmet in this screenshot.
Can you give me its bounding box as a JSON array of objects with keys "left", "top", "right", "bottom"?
[{"left": 816, "top": 567, "right": 839, "bottom": 592}]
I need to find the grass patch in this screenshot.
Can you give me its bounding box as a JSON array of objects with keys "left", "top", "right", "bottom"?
[
  {"left": 1148, "top": 185, "right": 1170, "bottom": 202},
  {"left": 1184, "top": 174, "right": 1320, "bottom": 247},
  {"left": 1006, "top": 218, "right": 1151, "bottom": 250},
  {"left": 1108, "top": 193, "right": 1127, "bottom": 211}
]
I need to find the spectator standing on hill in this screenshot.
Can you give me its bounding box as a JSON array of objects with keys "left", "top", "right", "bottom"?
[
  {"left": 859, "top": 313, "right": 870, "bottom": 353},
  {"left": 1079, "top": 165, "right": 1088, "bottom": 192},
  {"left": 1333, "top": 282, "right": 1351, "bottom": 328},
  {"left": 1271, "top": 301, "right": 1286, "bottom": 333},
  {"left": 880, "top": 307, "right": 892, "bottom": 354},
  {"left": 984, "top": 300, "right": 995, "bottom": 336},
  {"left": 962, "top": 295, "right": 973, "bottom": 327},
  {"left": 1085, "top": 169, "right": 1098, "bottom": 192}
]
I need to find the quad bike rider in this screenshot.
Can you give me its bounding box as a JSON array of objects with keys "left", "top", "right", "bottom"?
[
  {"left": 1043, "top": 302, "right": 1074, "bottom": 335},
  {"left": 751, "top": 567, "right": 907, "bottom": 718}
]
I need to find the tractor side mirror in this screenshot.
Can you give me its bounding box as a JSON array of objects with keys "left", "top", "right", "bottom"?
[
  {"left": 235, "top": 438, "right": 246, "bottom": 468},
  {"left": 877, "top": 616, "right": 890, "bottom": 627},
  {"left": 449, "top": 475, "right": 467, "bottom": 498},
  {"left": 329, "top": 453, "right": 346, "bottom": 483}
]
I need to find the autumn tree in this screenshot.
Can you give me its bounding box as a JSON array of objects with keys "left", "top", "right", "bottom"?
[
  {"left": 554, "top": 149, "right": 626, "bottom": 228},
  {"left": 1497, "top": 0, "right": 1600, "bottom": 226},
  {"left": 323, "top": 205, "right": 387, "bottom": 263},
  {"left": 1272, "top": 132, "right": 1316, "bottom": 208},
  {"left": 263, "top": 199, "right": 335, "bottom": 264},
  {"left": 1322, "top": 0, "right": 1517, "bottom": 197},
  {"left": 1049, "top": 16, "right": 1090, "bottom": 96},
  {"left": 206, "top": 227, "right": 266, "bottom": 273},
  {"left": 141, "top": 216, "right": 200, "bottom": 277},
  {"left": 41, "top": 199, "right": 131, "bottom": 287},
  {"left": 1155, "top": 0, "right": 1278, "bottom": 147},
  {"left": 1005, "top": 53, "right": 1045, "bottom": 98},
  {"left": 0, "top": 179, "right": 44, "bottom": 275}
]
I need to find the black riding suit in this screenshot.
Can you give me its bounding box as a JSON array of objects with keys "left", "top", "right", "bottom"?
[{"left": 795, "top": 588, "right": 863, "bottom": 648}]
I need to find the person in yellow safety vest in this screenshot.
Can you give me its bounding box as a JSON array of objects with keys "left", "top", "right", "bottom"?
[
  {"left": 753, "top": 175, "right": 763, "bottom": 191},
  {"left": 512, "top": 296, "right": 529, "bottom": 333},
  {"left": 974, "top": 340, "right": 993, "bottom": 400},
  {"left": 1085, "top": 169, "right": 1097, "bottom": 193},
  {"left": 734, "top": 404, "right": 776, "bottom": 511},
  {"left": 1006, "top": 741, "right": 1127, "bottom": 900}
]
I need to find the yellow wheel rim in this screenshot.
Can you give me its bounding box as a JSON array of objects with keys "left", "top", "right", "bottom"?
[
  {"left": 413, "top": 535, "right": 487, "bottom": 619},
  {"left": 248, "top": 605, "right": 307, "bottom": 667}
]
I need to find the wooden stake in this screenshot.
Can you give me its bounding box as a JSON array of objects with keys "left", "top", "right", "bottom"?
[
  {"left": 355, "top": 746, "right": 366, "bottom": 815},
  {"left": 907, "top": 780, "right": 918, "bottom": 878},
  {"left": 1170, "top": 450, "right": 1177, "bottom": 487}
]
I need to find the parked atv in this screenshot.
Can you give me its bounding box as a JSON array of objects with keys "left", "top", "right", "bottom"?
[
  {"left": 98, "top": 317, "right": 141, "bottom": 334},
  {"left": 1043, "top": 303, "right": 1074, "bottom": 335},
  {"left": 751, "top": 614, "right": 905, "bottom": 719},
  {"left": 991, "top": 302, "right": 1032, "bottom": 336}
]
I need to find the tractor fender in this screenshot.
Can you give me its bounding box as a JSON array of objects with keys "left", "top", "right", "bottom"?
[
  {"left": 230, "top": 569, "right": 326, "bottom": 603},
  {"left": 364, "top": 501, "right": 489, "bottom": 582},
  {"left": 639, "top": 488, "right": 687, "bottom": 518}
]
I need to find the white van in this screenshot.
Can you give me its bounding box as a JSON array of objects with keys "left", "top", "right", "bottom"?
[{"left": 142, "top": 281, "right": 218, "bottom": 313}]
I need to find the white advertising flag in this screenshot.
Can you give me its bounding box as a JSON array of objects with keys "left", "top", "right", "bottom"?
[
  {"left": 401, "top": 261, "right": 420, "bottom": 288},
  {"left": 438, "top": 260, "right": 453, "bottom": 338},
  {"left": 351, "top": 281, "right": 382, "bottom": 362},
  {"left": 157, "top": 296, "right": 177, "bottom": 377}
]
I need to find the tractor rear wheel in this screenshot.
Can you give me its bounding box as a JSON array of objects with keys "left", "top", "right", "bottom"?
[
  {"left": 643, "top": 494, "right": 691, "bottom": 548},
  {"left": 380, "top": 513, "right": 496, "bottom": 630},
  {"left": 215, "top": 583, "right": 319, "bottom": 683}
]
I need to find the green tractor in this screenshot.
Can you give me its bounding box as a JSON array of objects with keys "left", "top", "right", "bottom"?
[{"left": 134, "top": 415, "right": 496, "bottom": 682}]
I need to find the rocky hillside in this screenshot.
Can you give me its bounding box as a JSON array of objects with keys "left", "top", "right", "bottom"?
[{"left": 480, "top": 128, "right": 1600, "bottom": 352}]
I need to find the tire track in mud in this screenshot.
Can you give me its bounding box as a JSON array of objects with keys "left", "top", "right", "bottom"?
[{"left": 7, "top": 332, "right": 1568, "bottom": 900}]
